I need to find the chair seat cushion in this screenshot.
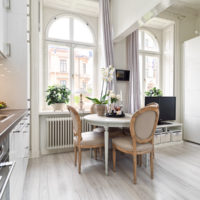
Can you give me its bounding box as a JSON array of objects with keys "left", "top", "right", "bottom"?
[
  {"left": 74, "top": 132, "right": 104, "bottom": 147},
  {"left": 112, "top": 136, "right": 153, "bottom": 152},
  {"left": 93, "top": 127, "right": 105, "bottom": 133}
]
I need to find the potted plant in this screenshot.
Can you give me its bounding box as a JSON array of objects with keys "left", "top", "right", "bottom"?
[
  {"left": 0, "top": 102, "right": 7, "bottom": 109},
  {"left": 46, "top": 85, "right": 71, "bottom": 111},
  {"left": 86, "top": 65, "right": 115, "bottom": 116},
  {"left": 145, "top": 87, "right": 163, "bottom": 97},
  {"left": 87, "top": 94, "right": 108, "bottom": 116}
]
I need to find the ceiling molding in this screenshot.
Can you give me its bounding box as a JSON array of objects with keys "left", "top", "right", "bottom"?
[{"left": 43, "top": 0, "right": 99, "bottom": 17}]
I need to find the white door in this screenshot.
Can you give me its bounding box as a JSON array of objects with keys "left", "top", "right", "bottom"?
[{"left": 183, "top": 36, "right": 200, "bottom": 143}]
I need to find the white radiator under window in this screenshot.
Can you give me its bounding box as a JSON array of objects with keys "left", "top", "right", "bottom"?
[{"left": 46, "top": 117, "right": 91, "bottom": 150}]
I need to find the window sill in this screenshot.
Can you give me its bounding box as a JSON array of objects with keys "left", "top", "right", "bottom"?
[{"left": 39, "top": 110, "right": 90, "bottom": 116}]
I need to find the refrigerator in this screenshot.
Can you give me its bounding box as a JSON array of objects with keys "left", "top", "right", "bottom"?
[{"left": 183, "top": 36, "right": 200, "bottom": 144}]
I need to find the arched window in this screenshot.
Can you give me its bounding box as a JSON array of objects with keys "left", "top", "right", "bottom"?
[
  {"left": 46, "top": 16, "right": 95, "bottom": 109},
  {"left": 139, "top": 30, "right": 160, "bottom": 105},
  {"left": 139, "top": 30, "right": 159, "bottom": 52}
]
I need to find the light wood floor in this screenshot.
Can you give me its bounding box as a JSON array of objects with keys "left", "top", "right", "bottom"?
[{"left": 23, "top": 142, "right": 200, "bottom": 200}]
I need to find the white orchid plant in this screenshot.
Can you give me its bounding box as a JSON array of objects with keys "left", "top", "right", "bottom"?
[
  {"left": 108, "top": 90, "right": 121, "bottom": 104},
  {"left": 87, "top": 65, "right": 115, "bottom": 105}
]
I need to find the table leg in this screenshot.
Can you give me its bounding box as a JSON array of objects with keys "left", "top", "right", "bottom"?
[
  {"left": 104, "top": 126, "right": 109, "bottom": 175},
  {"left": 90, "top": 148, "right": 93, "bottom": 158}
]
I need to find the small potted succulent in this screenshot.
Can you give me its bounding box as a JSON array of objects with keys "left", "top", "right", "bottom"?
[
  {"left": 46, "top": 85, "right": 71, "bottom": 111},
  {"left": 0, "top": 102, "right": 7, "bottom": 109},
  {"left": 145, "top": 87, "right": 163, "bottom": 97}
]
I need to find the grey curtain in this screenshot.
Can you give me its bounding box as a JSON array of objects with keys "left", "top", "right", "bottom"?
[
  {"left": 127, "top": 30, "right": 141, "bottom": 113},
  {"left": 100, "top": 0, "right": 116, "bottom": 91}
]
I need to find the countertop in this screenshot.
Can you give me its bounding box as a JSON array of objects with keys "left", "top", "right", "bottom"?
[{"left": 0, "top": 109, "right": 28, "bottom": 140}]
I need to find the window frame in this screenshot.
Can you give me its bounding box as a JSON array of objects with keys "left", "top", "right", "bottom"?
[
  {"left": 139, "top": 29, "right": 161, "bottom": 106},
  {"left": 46, "top": 15, "right": 96, "bottom": 47},
  {"left": 44, "top": 15, "right": 97, "bottom": 110}
]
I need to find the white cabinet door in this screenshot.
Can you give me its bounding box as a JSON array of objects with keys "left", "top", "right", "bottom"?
[
  {"left": 0, "top": 2, "right": 8, "bottom": 57},
  {"left": 9, "top": 115, "right": 30, "bottom": 200},
  {"left": 183, "top": 36, "right": 200, "bottom": 144}
]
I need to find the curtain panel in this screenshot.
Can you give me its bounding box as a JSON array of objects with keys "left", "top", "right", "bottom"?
[
  {"left": 127, "top": 30, "right": 141, "bottom": 113},
  {"left": 100, "top": 0, "right": 116, "bottom": 91}
]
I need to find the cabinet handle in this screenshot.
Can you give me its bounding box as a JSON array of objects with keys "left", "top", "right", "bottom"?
[
  {"left": 0, "top": 144, "right": 5, "bottom": 161},
  {"left": 13, "top": 130, "right": 20, "bottom": 133},
  {"left": 25, "top": 146, "right": 29, "bottom": 149}
]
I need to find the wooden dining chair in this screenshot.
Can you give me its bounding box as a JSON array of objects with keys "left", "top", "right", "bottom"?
[
  {"left": 123, "top": 102, "right": 159, "bottom": 136},
  {"left": 146, "top": 102, "right": 159, "bottom": 108},
  {"left": 112, "top": 106, "right": 159, "bottom": 184},
  {"left": 67, "top": 106, "right": 104, "bottom": 174}
]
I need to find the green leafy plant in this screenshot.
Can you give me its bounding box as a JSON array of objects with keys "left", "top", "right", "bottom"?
[
  {"left": 0, "top": 101, "right": 7, "bottom": 109},
  {"left": 145, "top": 87, "right": 163, "bottom": 97},
  {"left": 86, "top": 94, "right": 108, "bottom": 105},
  {"left": 46, "top": 85, "right": 71, "bottom": 105}
]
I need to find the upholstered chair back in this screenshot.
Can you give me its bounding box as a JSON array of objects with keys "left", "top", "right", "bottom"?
[
  {"left": 130, "top": 106, "right": 159, "bottom": 145},
  {"left": 67, "top": 106, "right": 82, "bottom": 141}
]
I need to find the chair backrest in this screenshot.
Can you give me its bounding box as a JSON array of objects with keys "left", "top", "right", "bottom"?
[
  {"left": 90, "top": 104, "right": 97, "bottom": 114},
  {"left": 67, "top": 106, "right": 82, "bottom": 142},
  {"left": 130, "top": 106, "right": 159, "bottom": 148},
  {"left": 146, "top": 102, "right": 159, "bottom": 108}
]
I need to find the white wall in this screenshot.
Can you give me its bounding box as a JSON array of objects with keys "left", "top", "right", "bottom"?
[
  {"left": 113, "top": 39, "right": 129, "bottom": 112},
  {"left": 162, "top": 24, "right": 174, "bottom": 96},
  {"left": 111, "top": 0, "right": 161, "bottom": 39},
  {"left": 110, "top": 0, "right": 176, "bottom": 42},
  {"left": 0, "top": 0, "right": 28, "bottom": 109}
]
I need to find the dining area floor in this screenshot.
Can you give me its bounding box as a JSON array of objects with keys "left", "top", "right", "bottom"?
[{"left": 23, "top": 142, "right": 200, "bottom": 200}]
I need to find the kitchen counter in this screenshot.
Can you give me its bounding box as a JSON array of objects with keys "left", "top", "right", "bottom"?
[{"left": 0, "top": 109, "right": 28, "bottom": 140}]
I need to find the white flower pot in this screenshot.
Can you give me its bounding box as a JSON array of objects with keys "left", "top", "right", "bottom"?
[{"left": 52, "top": 103, "right": 66, "bottom": 111}]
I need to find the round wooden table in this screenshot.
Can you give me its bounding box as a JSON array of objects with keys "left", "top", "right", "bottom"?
[{"left": 84, "top": 113, "right": 132, "bottom": 175}]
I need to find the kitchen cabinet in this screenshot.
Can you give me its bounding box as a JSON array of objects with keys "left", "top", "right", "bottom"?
[
  {"left": 0, "top": 0, "right": 9, "bottom": 58},
  {"left": 9, "top": 114, "right": 30, "bottom": 200}
]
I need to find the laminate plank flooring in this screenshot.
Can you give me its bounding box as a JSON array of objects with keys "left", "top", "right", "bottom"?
[{"left": 23, "top": 142, "right": 200, "bottom": 200}]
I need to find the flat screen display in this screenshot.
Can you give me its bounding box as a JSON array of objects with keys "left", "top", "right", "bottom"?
[
  {"left": 145, "top": 97, "right": 176, "bottom": 122},
  {"left": 116, "top": 70, "right": 130, "bottom": 81}
]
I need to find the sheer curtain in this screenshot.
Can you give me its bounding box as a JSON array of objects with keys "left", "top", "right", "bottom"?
[
  {"left": 100, "top": 0, "right": 116, "bottom": 91},
  {"left": 127, "top": 30, "right": 141, "bottom": 113}
]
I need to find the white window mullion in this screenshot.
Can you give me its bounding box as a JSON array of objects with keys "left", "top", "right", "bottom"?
[
  {"left": 70, "top": 17, "right": 73, "bottom": 41},
  {"left": 70, "top": 44, "right": 74, "bottom": 105}
]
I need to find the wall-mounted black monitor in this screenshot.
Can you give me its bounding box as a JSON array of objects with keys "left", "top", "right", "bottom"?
[
  {"left": 116, "top": 70, "right": 130, "bottom": 81},
  {"left": 145, "top": 96, "right": 176, "bottom": 125}
]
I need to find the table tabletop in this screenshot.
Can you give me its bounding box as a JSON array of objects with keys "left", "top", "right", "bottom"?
[{"left": 84, "top": 113, "right": 132, "bottom": 127}]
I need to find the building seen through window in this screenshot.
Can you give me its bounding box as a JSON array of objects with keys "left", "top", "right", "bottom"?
[{"left": 46, "top": 16, "right": 95, "bottom": 109}]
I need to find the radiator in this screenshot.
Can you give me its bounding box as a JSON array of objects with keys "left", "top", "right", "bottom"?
[{"left": 46, "top": 117, "right": 92, "bottom": 150}]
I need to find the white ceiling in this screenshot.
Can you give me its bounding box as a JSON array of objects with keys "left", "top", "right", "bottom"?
[
  {"left": 43, "top": 0, "right": 99, "bottom": 17},
  {"left": 180, "top": 0, "right": 200, "bottom": 10},
  {"left": 143, "top": 17, "right": 174, "bottom": 30}
]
